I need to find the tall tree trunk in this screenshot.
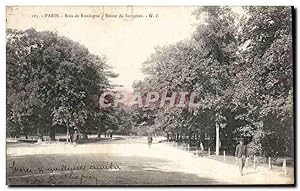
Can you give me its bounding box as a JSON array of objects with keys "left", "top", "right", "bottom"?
[{"left": 67, "top": 126, "right": 70, "bottom": 143}]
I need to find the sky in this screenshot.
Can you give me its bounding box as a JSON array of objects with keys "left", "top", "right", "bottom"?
[{"left": 6, "top": 6, "right": 198, "bottom": 91}]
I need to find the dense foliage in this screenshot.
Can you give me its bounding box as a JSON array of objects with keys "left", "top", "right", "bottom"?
[
  {"left": 7, "top": 28, "right": 118, "bottom": 140},
  {"left": 133, "top": 6, "right": 293, "bottom": 157}
]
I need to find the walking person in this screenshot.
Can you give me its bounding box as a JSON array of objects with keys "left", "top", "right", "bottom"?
[
  {"left": 147, "top": 135, "right": 153, "bottom": 149},
  {"left": 73, "top": 129, "right": 79, "bottom": 147},
  {"left": 235, "top": 138, "right": 248, "bottom": 176},
  {"left": 69, "top": 127, "right": 74, "bottom": 143}
]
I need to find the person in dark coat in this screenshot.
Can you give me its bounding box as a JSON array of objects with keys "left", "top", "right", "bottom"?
[{"left": 235, "top": 138, "right": 248, "bottom": 176}]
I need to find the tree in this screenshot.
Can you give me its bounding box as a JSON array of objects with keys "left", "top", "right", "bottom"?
[
  {"left": 6, "top": 28, "right": 117, "bottom": 140},
  {"left": 234, "top": 7, "right": 293, "bottom": 157},
  {"left": 134, "top": 6, "right": 293, "bottom": 158},
  {"left": 136, "top": 6, "right": 240, "bottom": 152}
]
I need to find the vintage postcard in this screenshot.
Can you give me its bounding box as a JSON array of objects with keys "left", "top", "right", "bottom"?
[{"left": 6, "top": 6, "right": 294, "bottom": 186}]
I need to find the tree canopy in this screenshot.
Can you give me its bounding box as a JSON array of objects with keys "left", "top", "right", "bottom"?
[
  {"left": 7, "top": 28, "right": 118, "bottom": 139},
  {"left": 133, "top": 6, "right": 293, "bottom": 157}
]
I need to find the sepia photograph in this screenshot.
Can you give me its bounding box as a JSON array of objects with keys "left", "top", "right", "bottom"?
[{"left": 6, "top": 6, "right": 294, "bottom": 186}]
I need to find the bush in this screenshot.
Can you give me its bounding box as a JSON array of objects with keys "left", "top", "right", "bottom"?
[{"left": 247, "top": 141, "right": 262, "bottom": 158}]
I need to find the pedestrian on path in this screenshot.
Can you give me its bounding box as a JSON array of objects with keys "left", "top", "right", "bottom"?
[
  {"left": 73, "top": 129, "right": 79, "bottom": 147},
  {"left": 235, "top": 138, "right": 248, "bottom": 176},
  {"left": 148, "top": 135, "right": 153, "bottom": 148}
]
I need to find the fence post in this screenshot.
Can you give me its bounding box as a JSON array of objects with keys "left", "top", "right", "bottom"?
[
  {"left": 254, "top": 155, "right": 256, "bottom": 169},
  {"left": 268, "top": 157, "right": 272, "bottom": 170},
  {"left": 282, "top": 159, "right": 287, "bottom": 176},
  {"left": 187, "top": 144, "right": 190, "bottom": 151},
  {"left": 223, "top": 151, "right": 226, "bottom": 161},
  {"left": 176, "top": 142, "right": 178, "bottom": 148},
  {"left": 208, "top": 148, "right": 210, "bottom": 156}
]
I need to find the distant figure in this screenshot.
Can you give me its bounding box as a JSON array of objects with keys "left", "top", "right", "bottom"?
[
  {"left": 69, "top": 128, "right": 74, "bottom": 143},
  {"left": 200, "top": 142, "right": 204, "bottom": 151},
  {"left": 235, "top": 138, "right": 248, "bottom": 176},
  {"left": 147, "top": 135, "right": 153, "bottom": 148},
  {"left": 73, "top": 130, "right": 79, "bottom": 147}
]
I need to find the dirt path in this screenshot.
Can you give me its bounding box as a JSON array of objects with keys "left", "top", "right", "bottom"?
[{"left": 6, "top": 136, "right": 294, "bottom": 185}]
